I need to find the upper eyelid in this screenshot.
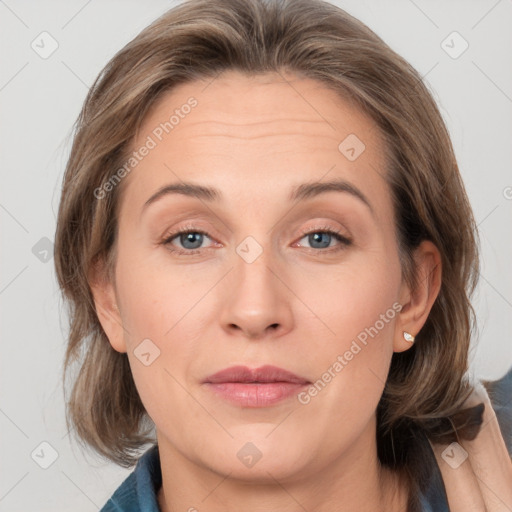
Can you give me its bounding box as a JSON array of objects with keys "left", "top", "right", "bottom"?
[{"left": 164, "top": 223, "right": 348, "bottom": 239}]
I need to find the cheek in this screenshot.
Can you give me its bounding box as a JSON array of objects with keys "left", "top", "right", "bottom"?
[
  {"left": 113, "top": 240, "right": 207, "bottom": 393},
  {"left": 295, "top": 252, "right": 401, "bottom": 343},
  {"left": 114, "top": 234, "right": 194, "bottom": 343},
  {"left": 293, "top": 254, "right": 400, "bottom": 405},
  {"left": 115, "top": 256, "right": 204, "bottom": 434}
]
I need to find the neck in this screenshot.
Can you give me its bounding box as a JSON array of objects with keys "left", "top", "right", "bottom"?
[{"left": 156, "top": 418, "right": 408, "bottom": 512}]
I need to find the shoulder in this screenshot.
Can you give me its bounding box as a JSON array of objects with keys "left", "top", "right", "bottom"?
[
  {"left": 420, "top": 366, "right": 512, "bottom": 511},
  {"left": 99, "top": 444, "right": 162, "bottom": 512},
  {"left": 483, "top": 365, "right": 512, "bottom": 456}
]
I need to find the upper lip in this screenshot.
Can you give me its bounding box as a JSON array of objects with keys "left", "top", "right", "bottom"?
[{"left": 203, "top": 365, "right": 310, "bottom": 385}]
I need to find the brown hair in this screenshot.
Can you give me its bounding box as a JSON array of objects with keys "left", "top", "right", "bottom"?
[{"left": 54, "top": 0, "right": 484, "bottom": 508}]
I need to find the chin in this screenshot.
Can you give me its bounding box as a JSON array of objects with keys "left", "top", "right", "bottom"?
[
  {"left": 216, "top": 458, "right": 310, "bottom": 484},
  {"left": 202, "top": 435, "right": 314, "bottom": 483}
]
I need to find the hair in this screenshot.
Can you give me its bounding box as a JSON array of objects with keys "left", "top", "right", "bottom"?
[{"left": 54, "top": 0, "right": 486, "bottom": 509}]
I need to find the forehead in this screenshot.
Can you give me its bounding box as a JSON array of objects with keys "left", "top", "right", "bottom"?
[
  {"left": 121, "top": 71, "right": 389, "bottom": 214},
  {"left": 138, "top": 71, "right": 378, "bottom": 143}
]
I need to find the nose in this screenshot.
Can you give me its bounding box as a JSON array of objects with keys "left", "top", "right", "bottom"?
[{"left": 219, "top": 243, "right": 294, "bottom": 340}]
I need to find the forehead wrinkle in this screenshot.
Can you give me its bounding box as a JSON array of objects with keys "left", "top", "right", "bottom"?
[
  {"left": 156, "top": 118, "right": 345, "bottom": 144},
  {"left": 143, "top": 117, "right": 335, "bottom": 135}
]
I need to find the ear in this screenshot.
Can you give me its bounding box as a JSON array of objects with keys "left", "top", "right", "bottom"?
[
  {"left": 394, "top": 240, "right": 442, "bottom": 353},
  {"left": 88, "top": 260, "right": 127, "bottom": 353}
]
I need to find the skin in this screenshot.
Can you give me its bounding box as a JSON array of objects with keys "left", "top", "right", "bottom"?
[{"left": 91, "top": 71, "right": 443, "bottom": 511}]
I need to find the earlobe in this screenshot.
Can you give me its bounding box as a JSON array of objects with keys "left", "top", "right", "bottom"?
[
  {"left": 88, "top": 263, "right": 127, "bottom": 353},
  {"left": 394, "top": 241, "right": 442, "bottom": 353}
]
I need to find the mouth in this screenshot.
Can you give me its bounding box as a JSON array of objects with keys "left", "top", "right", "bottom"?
[{"left": 202, "top": 365, "right": 311, "bottom": 407}]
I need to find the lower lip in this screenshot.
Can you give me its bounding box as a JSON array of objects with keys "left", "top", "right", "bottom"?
[{"left": 204, "top": 382, "right": 308, "bottom": 407}]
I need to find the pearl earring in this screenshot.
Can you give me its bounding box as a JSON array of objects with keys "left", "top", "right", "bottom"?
[{"left": 403, "top": 331, "right": 415, "bottom": 343}]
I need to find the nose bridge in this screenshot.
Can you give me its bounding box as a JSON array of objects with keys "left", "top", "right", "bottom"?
[
  {"left": 236, "top": 238, "right": 275, "bottom": 298},
  {"left": 219, "top": 234, "right": 293, "bottom": 338}
]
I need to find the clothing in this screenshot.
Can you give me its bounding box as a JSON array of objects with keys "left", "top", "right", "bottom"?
[
  {"left": 100, "top": 444, "right": 161, "bottom": 512},
  {"left": 99, "top": 369, "right": 512, "bottom": 512}
]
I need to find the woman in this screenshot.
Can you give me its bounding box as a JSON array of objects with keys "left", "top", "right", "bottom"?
[{"left": 54, "top": 0, "right": 512, "bottom": 510}]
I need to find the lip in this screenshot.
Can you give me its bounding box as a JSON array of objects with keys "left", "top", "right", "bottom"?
[{"left": 202, "top": 365, "right": 311, "bottom": 408}]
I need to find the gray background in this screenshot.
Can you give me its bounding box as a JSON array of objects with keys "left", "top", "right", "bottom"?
[{"left": 1, "top": 0, "right": 511, "bottom": 510}]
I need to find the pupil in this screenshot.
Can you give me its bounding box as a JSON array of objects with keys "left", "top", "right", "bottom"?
[
  {"left": 182, "top": 233, "right": 202, "bottom": 249},
  {"left": 310, "top": 233, "right": 330, "bottom": 249}
]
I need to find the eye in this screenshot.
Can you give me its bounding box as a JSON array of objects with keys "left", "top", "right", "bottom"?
[
  {"left": 160, "top": 225, "right": 352, "bottom": 256},
  {"left": 296, "top": 226, "right": 352, "bottom": 252},
  {"left": 161, "top": 227, "right": 217, "bottom": 255}
]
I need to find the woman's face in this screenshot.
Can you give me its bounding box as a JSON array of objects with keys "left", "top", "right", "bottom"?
[{"left": 98, "top": 71, "right": 418, "bottom": 482}]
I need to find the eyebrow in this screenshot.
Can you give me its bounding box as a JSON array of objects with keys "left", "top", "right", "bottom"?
[{"left": 141, "top": 178, "right": 373, "bottom": 214}]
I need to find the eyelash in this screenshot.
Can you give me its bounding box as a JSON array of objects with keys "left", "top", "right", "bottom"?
[{"left": 160, "top": 225, "right": 352, "bottom": 256}]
